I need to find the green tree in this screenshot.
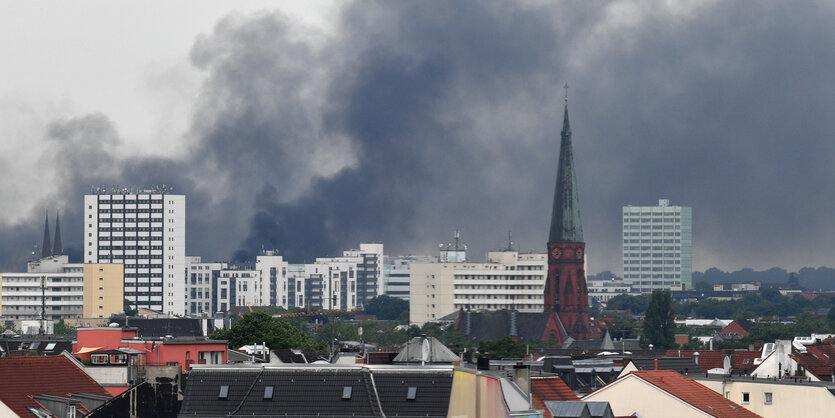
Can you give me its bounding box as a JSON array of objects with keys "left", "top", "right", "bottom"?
[
  {"left": 606, "top": 294, "right": 651, "bottom": 314},
  {"left": 54, "top": 319, "right": 76, "bottom": 335},
  {"left": 642, "top": 290, "right": 676, "bottom": 349},
  {"left": 477, "top": 336, "right": 526, "bottom": 359},
  {"left": 693, "top": 280, "right": 713, "bottom": 291},
  {"left": 124, "top": 299, "right": 138, "bottom": 317},
  {"left": 363, "top": 296, "right": 409, "bottom": 321},
  {"left": 211, "top": 311, "right": 324, "bottom": 351}
]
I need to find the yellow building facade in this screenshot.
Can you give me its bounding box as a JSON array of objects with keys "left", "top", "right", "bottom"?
[{"left": 83, "top": 264, "right": 124, "bottom": 318}]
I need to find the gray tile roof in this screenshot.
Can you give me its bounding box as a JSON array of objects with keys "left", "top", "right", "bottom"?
[{"left": 178, "top": 366, "right": 453, "bottom": 417}]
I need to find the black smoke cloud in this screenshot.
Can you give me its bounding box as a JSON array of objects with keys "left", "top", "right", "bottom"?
[{"left": 2, "top": 1, "right": 835, "bottom": 274}]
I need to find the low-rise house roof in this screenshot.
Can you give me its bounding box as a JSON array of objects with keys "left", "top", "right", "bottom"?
[
  {"left": 791, "top": 342, "right": 835, "bottom": 381},
  {"left": 531, "top": 376, "right": 580, "bottom": 417},
  {"left": 0, "top": 354, "right": 111, "bottom": 417},
  {"left": 583, "top": 370, "right": 760, "bottom": 418},
  {"left": 393, "top": 336, "right": 459, "bottom": 364},
  {"left": 665, "top": 350, "right": 727, "bottom": 373},
  {"left": 179, "top": 365, "right": 453, "bottom": 417}
]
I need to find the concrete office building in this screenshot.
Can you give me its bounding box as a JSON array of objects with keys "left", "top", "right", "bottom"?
[
  {"left": 184, "top": 257, "right": 226, "bottom": 315},
  {"left": 84, "top": 189, "right": 186, "bottom": 315},
  {"left": 622, "top": 199, "right": 692, "bottom": 292},
  {"left": 0, "top": 255, "right": 123, "bottom": 321},
  {"left": 409, "top": 250, "right": 547, "bottom": 326},
  {"left": 383, "top": 255, "right": 437, "bottom": 301}
]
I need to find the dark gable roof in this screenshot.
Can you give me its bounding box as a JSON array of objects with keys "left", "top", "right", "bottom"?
[
  {"left": 373, "top": 370, "right": 452, "bottom": 417},
  {"left": 0, "top": 337, "right": 74, "bottom": 357},
  {"left": 112, "top": 317, "right": 204, "bottom": 337},
  {"left": 457, "top": 310, "right": 554, "bottom": 342},
  {"left": 629, "top": 358, "right": 700, "bottom": 375},
  {"left": 179, "top": 367, "right": 453, "bottom": 417}
]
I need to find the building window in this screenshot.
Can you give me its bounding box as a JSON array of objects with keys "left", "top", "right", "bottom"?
[
  {"left": 742, "top": 393, "right": 749, "bottom": 404},
  {"left": 764, "top": 392, "right": 772, "bottom": 405}
]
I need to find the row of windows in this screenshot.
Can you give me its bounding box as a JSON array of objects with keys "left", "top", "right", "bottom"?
[
  {"left": 99, "top": 208, "right": 164, "bottom": 213},
  {"left": 624, "top": 246, "right": 682, "bottom": 251},
  {"left": 98, "top": 227, "right": 164, "bottom": 232},
  {"left": 454, "top": 284, "right": 541, "bottom": 290},
  {"left": 95, "top": 199, "right": 164, "bottom": 205},
  {"left": 625, "top": 260, "right": 682, "bottom": 265},
  {"left": 623, "top": 217, "right": 682, "bottom": 223},
  {"left": 624, "top": 239, "right": 682, "bottom": 244},
  {"left": 624, "top": 253, "right": 682, "bottom": 258}
]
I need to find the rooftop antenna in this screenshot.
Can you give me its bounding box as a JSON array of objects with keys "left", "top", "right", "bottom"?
[{"left": 506, "top": 230, "right": 514, "bottom": 252}]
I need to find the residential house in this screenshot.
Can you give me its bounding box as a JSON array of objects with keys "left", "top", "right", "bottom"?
[
  {"left": 0, "top": 354, "right": 111, "bottom": 417},
  {"left": 582, "top": 370, "right": 760, "bottom": 417}
]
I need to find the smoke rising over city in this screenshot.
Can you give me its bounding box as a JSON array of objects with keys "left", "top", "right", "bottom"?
[{"left": 1, "top": 1, "right": 835, "bottom": 273}]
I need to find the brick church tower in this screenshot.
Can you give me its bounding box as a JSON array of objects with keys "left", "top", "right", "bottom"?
[{"left": 544, "top": 88, "right": 594, "bottom": 340}]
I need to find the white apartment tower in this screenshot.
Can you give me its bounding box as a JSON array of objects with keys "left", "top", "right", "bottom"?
[
  {"left": 622, "top": 199, "right": 692, "bottom": 292},
  {"left": 84, "top": 190, "right": 186, "bottom": 315}
]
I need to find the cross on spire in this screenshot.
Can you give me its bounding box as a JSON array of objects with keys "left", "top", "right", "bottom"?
[{"left": 564, "top": 82, "right": 569, "bottom": 103}]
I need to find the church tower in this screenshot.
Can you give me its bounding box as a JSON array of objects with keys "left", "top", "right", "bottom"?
[{"left": 544, "top": 86, "right": 593, "bottom": 340}]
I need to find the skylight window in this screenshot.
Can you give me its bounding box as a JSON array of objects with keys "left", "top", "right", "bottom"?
[
  {"left": 263, "top": 386, "right": 274, "bottom": 400},
  {"left": 342, "top": 386, "right": 353, "bottom": 400},
  {"left": 219, "top": 385, "right": 229, "bottom": 399},
  {"left": 45, "top": 343, "right": 56, "bottom": 351},
  {"left": 406, "top": 387, "right": 417, "bottom": 400}
]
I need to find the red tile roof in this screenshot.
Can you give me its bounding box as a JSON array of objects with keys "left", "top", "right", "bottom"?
[
  {"left": 731, "top": 351, "right": 761, "bottom": 372},
  {"left": 631, "top": 370, "right": 760, "bottom": 417},
  {"left": 530, "top": 376, "right": 579, "bottom": 418},
  {"left": 0, "top": 355, "right": 110, "bottom": 417},
  {"left": 792, "top": 343, "right": 835, "bottom": 380},
  {"left": 665, "top": 350, "right": 726, "bottom": 373},
  {"left": 720, "top": 321, "right": 750, "bottom": 337}
]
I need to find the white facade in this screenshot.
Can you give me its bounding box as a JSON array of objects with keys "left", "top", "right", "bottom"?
[
  {"left": 184, "top": 256, "right": 227, "bottom": 315},
  {"left": 0, "top": 255, "right": 84, "bottom": 320},
  {"left": 84, "top": 191, "right": 186, "bottom": 315},
  {"left": 255, "top": 251, "right": 289, "bottom": 307},
  {"left": 588, "top": 278, "right": 635, "bottom": 305},
  {"left": 409, "top": 251, "right": 547, "bottom": 325},
  {"left": 382, "top": 255, "right": 437, "bottom": 301},
  {"left": 622, "top": 199, "right": 693, "bottom": 292}
]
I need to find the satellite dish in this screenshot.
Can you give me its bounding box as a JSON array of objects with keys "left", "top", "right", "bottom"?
[{"left": 421, "top": 338, "right": 431, "bottom": 362}]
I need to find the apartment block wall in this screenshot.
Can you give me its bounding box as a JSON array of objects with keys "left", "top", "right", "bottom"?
[{"left": 83, "top": 263, "right": 125, "bottom": 318}]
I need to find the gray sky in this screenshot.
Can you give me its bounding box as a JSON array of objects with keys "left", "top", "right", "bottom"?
[{"left": 1, "top": 0, "right": 834, "bottom": 275}]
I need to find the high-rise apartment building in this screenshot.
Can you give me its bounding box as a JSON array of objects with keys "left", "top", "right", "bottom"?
[
  {"left": 84, "top": 190, "right": 186, "bottom": 315},
  {"left": 622, "top": 199, "right": 692, "bottom": 292}
]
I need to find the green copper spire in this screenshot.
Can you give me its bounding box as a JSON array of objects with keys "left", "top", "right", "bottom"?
[{"left": 548, "top": 86, "right": 583, "bottom": 243}]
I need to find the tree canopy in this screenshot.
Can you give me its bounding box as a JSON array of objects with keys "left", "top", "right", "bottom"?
[
  {"left": 211, "top": 310, "right": 324, "bottom": 351},
  {"left": 641, "top": 290, "right": 676, "bottom": 349},
  {"left": 363, "top": 295, "right": 409, "bottom": 321}
]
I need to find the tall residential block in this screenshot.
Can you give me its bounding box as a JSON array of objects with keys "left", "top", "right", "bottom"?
[
  {"left": 84, "top": 190, "right": 186, "bottom": 315},
  {"left": 622, "top": 199, "right": 693, "bottom": 292}
]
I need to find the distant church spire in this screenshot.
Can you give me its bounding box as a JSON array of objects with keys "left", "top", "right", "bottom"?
[
  {"left": 41, "top": 212, "right": 52, "bottom": 258},
  {"left": 53, "top": 211, "right": 63, "bottom": 256},
  {"left": 548, "top": 83, "right": 583, "bottom": 243}
]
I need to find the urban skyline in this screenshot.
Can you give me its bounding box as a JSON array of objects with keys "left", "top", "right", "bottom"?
[{"left": 2, "top": 1, "right": 835, "bottom": 276}]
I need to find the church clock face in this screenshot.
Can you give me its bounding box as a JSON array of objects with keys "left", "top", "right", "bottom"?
[
  {"left": 575, "top": 248, "right": 584, "bottom": 259},
  {"left": 551, "top": 247, "right": 562, "bottom": 259}
]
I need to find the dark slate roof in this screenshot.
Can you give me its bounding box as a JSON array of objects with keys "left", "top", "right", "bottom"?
[
  {"left": 628, "top": 357, "right": 700, "bottom": 375},
  {"left": 544, "top": 401, "right": 591, "bottom": 418},
  {"left": 0, "top": 336, "right": 74, "bottom": 357},
  {"left": 456, "top": 310, "right": 555, "bottom": 342},
  {"left": 549, "top": 100, "right": 583, "bottom": 243},
  {"left": 373, "top": 370, "right": 453, "bottom": 417},
  {"left": 179, "top": 366, "right": 453, "bottom": 417},
  {"left": 111, "top": 317, "right": 204, "bottom": 337}
]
